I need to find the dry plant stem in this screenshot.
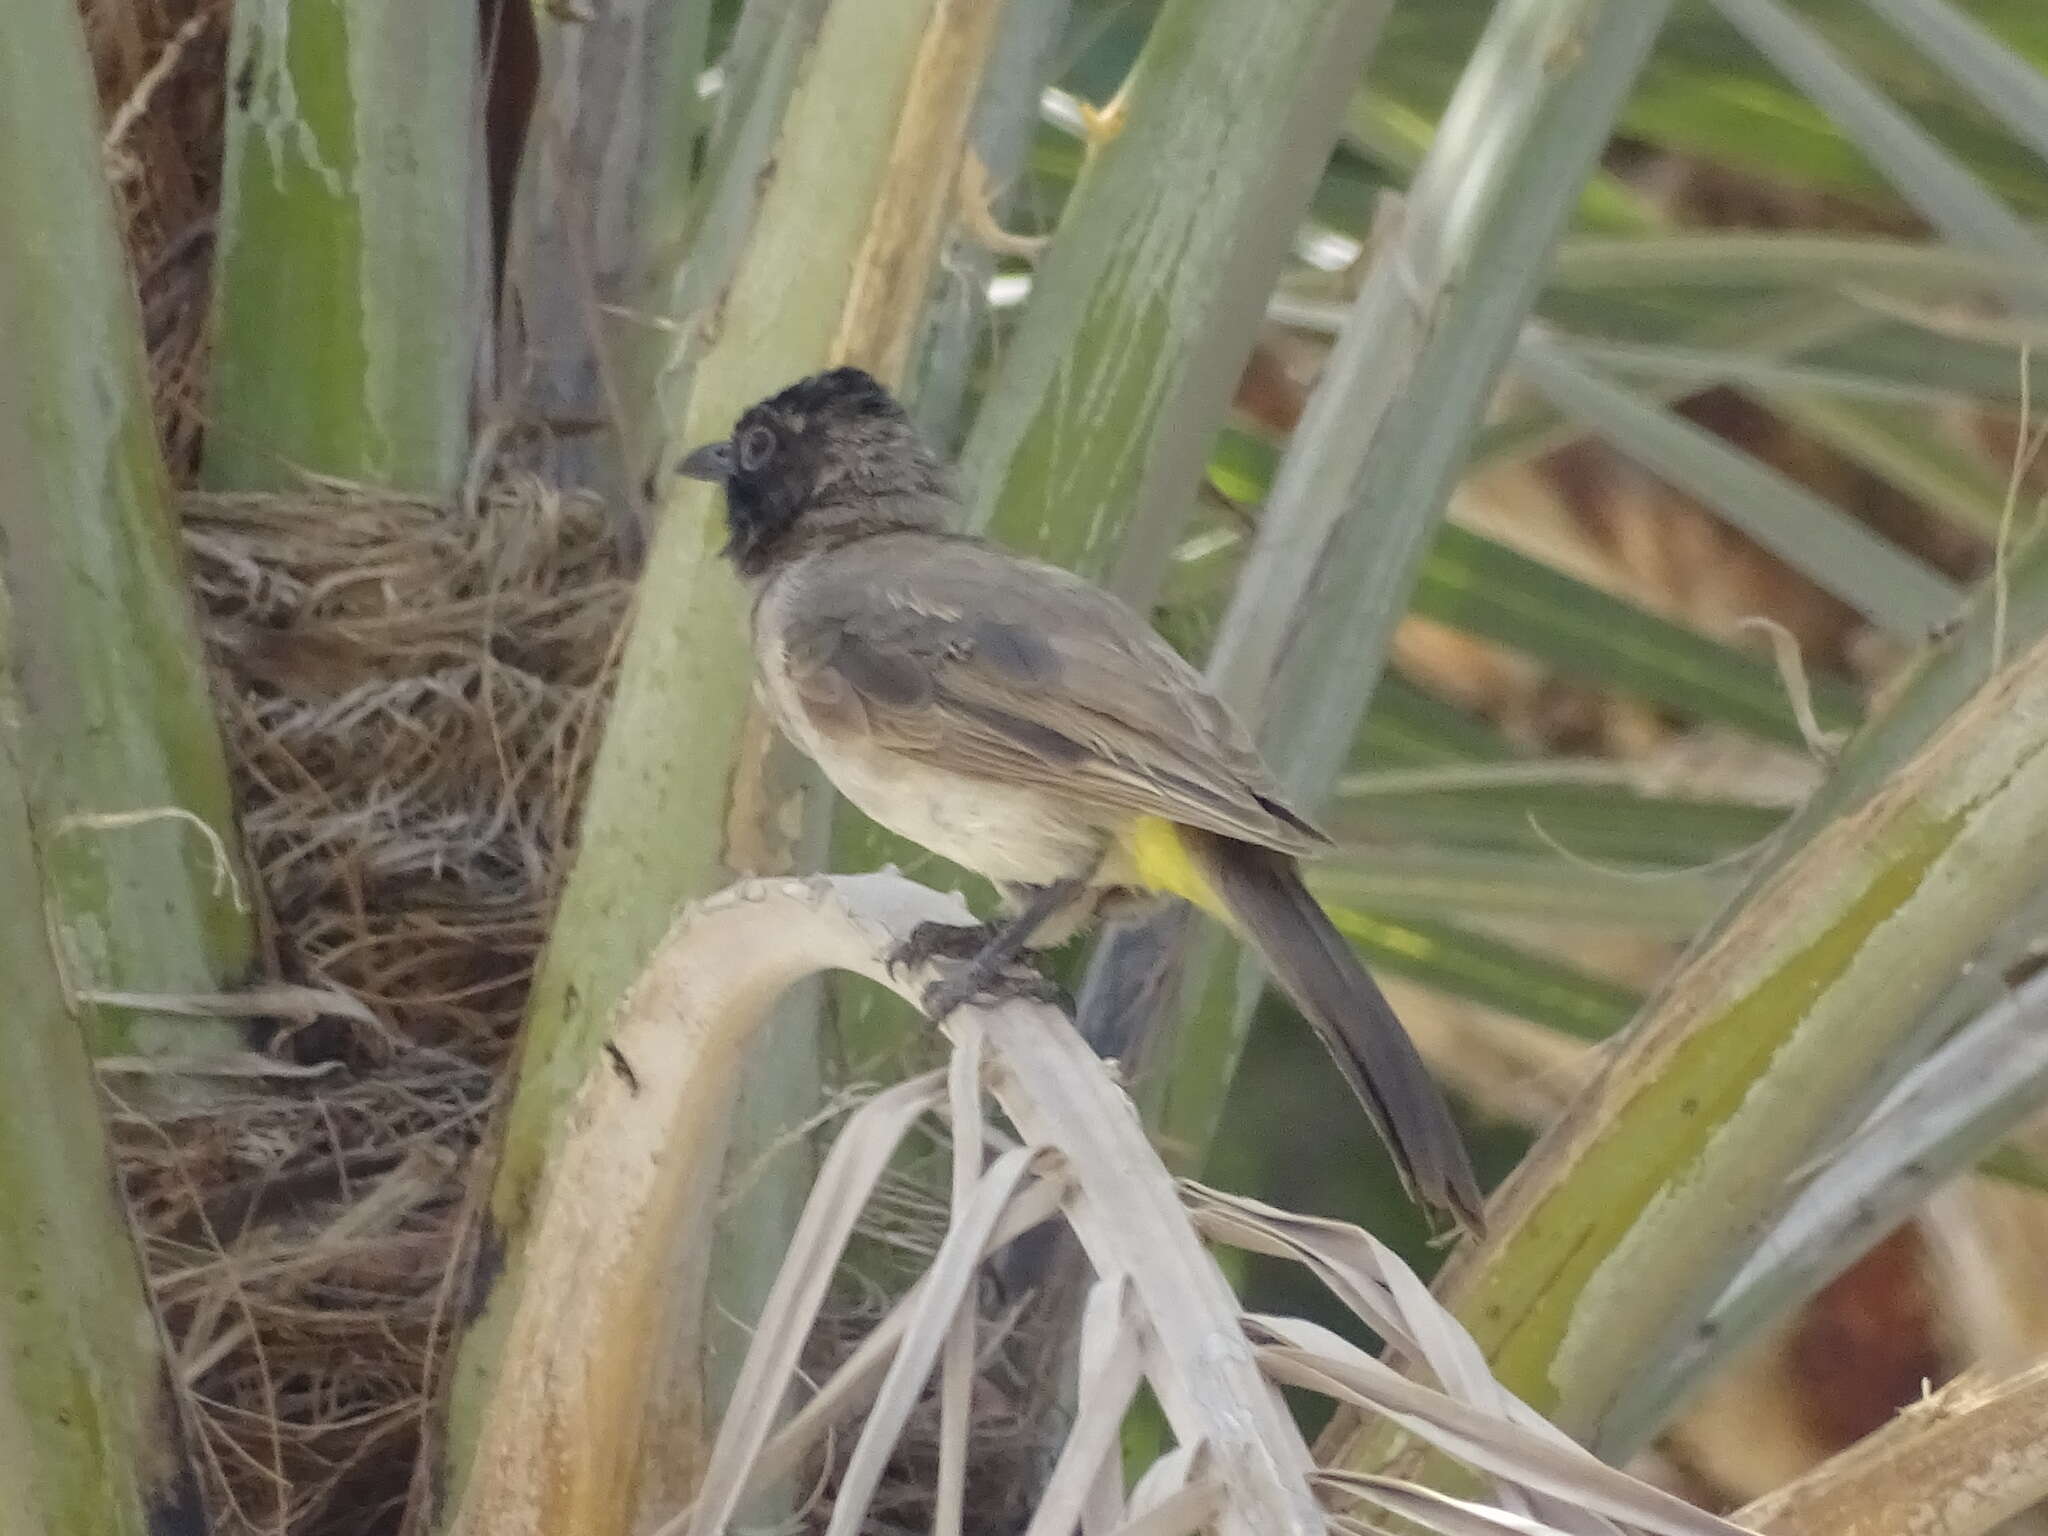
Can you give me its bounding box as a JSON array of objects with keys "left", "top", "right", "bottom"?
[
  {"left": 908, "top": 0, "right": 1073, "bottom": 446},
  {"left": 451, "top": 873, "right": 1323, "bottom": 1536},
  {"left": 677, "top": 1071, "right": 955, "bottom": 1536},
  {"left": 1123, "top": 1451, "right": 1223, "bottom": 1535},
  {"left": 1023, "top": 1277, "right": 1146, "bottom": 1536},
  {"left": 934, "top": 1022, "right": 986, "bottom": 1536},
  {"left": 832, "top": 0, "right": 1011, "bottom": 383},
  {"left": 740, "top": 1178, "right": 1069, "bottom": 1497},
  {"left": 1334, "top": 621, "right": 2048, "bottom": 1466},
  {"left": 820, "top": 1142, "right": 1051, "bottom": 1536},
  {"left": 722, "top": 1174, "right": 1753, "bottom": 1536},
  {"left": 1075, "top": 1277, "right": 1144, "bottom": 1531},
  {"left": 1254, "top": 1317, "right": 1744, "bottom": 1536},
  {"left": 1734, "top": 1360, "right": 2048, "bottom": 1536}
]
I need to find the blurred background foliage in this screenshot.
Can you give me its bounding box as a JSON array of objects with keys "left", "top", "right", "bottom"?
[{"left": 24, "top": 0, "right": 2048, "bottom": 1529}]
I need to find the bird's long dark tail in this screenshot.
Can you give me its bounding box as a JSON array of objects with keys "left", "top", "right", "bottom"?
[{"left": 1183, "top": 828, "right": 1486, "bottom": 1235}]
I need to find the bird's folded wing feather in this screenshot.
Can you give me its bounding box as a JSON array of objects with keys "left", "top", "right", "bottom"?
[{"left": 780, "top": 536, "right": 1328, "bottom": 854}]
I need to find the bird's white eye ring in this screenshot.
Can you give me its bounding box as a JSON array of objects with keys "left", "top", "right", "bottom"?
[{"left": 737, "top": 424, "right": 777, "bottom": 472}]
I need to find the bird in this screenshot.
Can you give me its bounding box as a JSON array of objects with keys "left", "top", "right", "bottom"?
[{"left": 678, "top": 366, "right": 1484, "bottom": 1233}]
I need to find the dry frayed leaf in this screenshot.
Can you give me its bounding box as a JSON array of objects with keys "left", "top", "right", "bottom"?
[
  {"left": 818, "top": 1145, "right": 1052, "bottom": 1536},
  {"left": 750, "top": 1177, "right": 1066, "bottom": 1498},
  {"left": 678, "top": 1073, "right": 950, "bottom": 1536},
  {"left": 934, "top": 1021, "right": 987, "bottom": 1536},
  {"left": 1253, "top": 1315, "right": 1749, "bottom": 1536},
  {"left": 1119, "top": 1451, "right": 1224, "bottom": 1536},
  {"left": 1021, "top": 1276, "right": 1144, "bottom": 1536}
]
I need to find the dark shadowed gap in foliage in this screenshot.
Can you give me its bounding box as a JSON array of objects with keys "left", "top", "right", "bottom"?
[{"left": 478, "top": 0, "right": 538, "bottom": 298}]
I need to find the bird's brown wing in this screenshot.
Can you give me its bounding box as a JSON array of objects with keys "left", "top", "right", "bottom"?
[{"left": 779, "top": 533, "right": 1328, "bottom": 855}]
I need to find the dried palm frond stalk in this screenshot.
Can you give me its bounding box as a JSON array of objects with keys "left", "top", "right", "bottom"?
[
  {"left": 452, "top": 871, "right": 1757, "bottom": 1536},
  {"left": 1733, "top": 1356, "right": 2048, "bottom": 1536}
]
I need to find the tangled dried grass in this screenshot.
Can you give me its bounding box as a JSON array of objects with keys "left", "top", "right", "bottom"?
[
  {"left": 184, "top": 479, "right": 629, "bottom": 1062},
  {"left": 113, "top": 1063, "right": 487, "bottom": 1536},
  {"left": 112, "top": 473, "right": 631, "bottom": 1536}
]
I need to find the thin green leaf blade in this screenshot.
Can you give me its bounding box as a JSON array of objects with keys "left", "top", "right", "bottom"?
[
  {"left": 1415, "top": 524, "right": 1866, "bottom": 745},
  {"left": 1514, "top": 335, "right": 1962, "bottom": 640},
  {"left": 1313, "top": 849, "right": 1734, "bottom": 936},
  {"left": 1709, "top": 0, "right": 2048, "bottom": 306},
  {"left": 1323, "top": 905, "right": 1642, "bottom": 1043},
  {"left": 1859, "top": 0, "right": 2048, "bottom": 170},
  {"left": 1333, "top": 771, "right": 1791, "bottom": 867}
]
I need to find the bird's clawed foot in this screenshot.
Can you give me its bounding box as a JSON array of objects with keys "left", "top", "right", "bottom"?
[
  {"left": 891, "top": 920, "right": 1067, "bottom": 1019},
  {"left": 921, "top": 960, "right": 1067, "bottom": 1023}
]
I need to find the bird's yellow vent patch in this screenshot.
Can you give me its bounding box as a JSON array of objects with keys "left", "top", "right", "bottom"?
[{"left": 1121, "top": 816, "right": 1226, "bottom": 920}]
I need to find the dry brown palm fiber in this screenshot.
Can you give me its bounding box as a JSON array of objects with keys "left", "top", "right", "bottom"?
[
  {"left": 103, "top": 472, "right": 630, "bottom": 1536},
  {"left": 184, "top": 478, "right": 629, "bottom": 1059}
]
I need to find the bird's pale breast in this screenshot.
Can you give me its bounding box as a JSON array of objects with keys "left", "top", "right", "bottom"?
[{"left": 752, "top": 560, "right": 1109, "bottom": 886}]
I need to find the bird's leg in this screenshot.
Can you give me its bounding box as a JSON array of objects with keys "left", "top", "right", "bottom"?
[{"left": 918, "top": 875, "right": 1090, "bottom": 1021}]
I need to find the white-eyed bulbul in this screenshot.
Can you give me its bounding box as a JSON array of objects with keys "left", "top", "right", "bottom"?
[{"left": 679, "top": 367, "right": 1483, "bottom": 1232}]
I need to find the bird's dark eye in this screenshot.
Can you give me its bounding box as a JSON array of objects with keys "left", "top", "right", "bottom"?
[{"left": 737, "top": 424, "right": 777, "bottom": 473}]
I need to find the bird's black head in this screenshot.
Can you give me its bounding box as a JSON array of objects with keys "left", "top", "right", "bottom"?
[{"left": 677, "top": 367, "right": 952, "bottom": 577}]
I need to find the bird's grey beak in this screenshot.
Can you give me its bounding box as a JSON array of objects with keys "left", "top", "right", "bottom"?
[{"left": 677, "top": 439, "right": 735, "bottom": 483}]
